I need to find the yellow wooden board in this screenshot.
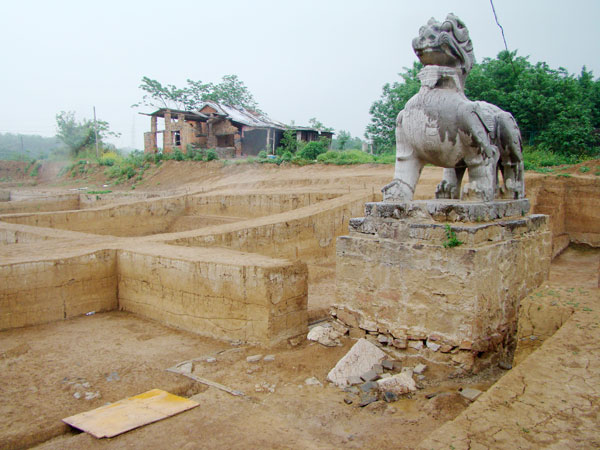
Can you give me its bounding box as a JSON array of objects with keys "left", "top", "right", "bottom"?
[{"left": 62, "top": 389, "right": 199, "bottom": 438}]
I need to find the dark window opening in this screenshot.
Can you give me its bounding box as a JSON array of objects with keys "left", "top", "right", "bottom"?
[
  {"left": 217, "top": 134, "right": 234, "bottom": 147},
  {"left": 173, "top": 131, "right": 181, "bottom": 147}
]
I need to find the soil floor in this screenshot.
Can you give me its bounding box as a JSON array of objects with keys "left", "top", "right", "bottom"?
[
  {"left": 1, "top": 160, "right": 599, "bottom": 449},
  {"left": 0, "top": 246, "right": 594, "bottom": 450}
]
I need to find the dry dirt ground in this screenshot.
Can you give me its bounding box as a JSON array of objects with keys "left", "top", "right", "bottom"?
[
  {"left": 1, "top": 160, "right": 599, "bottom": 449},
  {"left": 0, "top": 246, "right": 594, "bottom": 450}
]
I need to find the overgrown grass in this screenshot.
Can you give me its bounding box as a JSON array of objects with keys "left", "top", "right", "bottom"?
[
  {"left": 59, "top": 148, "right": 220, "bottom": 186},
  {"left": 250, "top": 149, "right": 395, "bottom": 166},
  {"left": 317, "top": 149, "right": 395, "bottom": 165},
  {"left": 522, "top": 147, "right": 585, "bottom": 171}
]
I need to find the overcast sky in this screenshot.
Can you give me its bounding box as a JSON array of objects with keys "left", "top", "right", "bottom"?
[{"left": 1, "top": 0, "right": 599, "bottom": 149}]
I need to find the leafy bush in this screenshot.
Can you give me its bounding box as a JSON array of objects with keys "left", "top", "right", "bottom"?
[
  {"left": 258, "top": 150, "right": 268, "bottom": 159},
  {"left": 297, "top": 140, "right": 329, "bottom": 160},
  {"left": 105, "top": 165, "right": 122, "bottom": 179},
  {"left": 172, "top": 149, "right": 185, "bottom": 161},
  {"left": 275, "top": 129, "right": 298, "bottom": 155},
  {"left": 29, "top": 162, "right": 41, "bottom": 177},
  {"left": 315, "top": 149, "right": 394, "bottom": 165},
  {"left": 99, "top": 151, "right": 121, "bottom": 166},
  {"left": 205, "top": 149, "right": 218, "bottom": 161},
  {"left": 374, "top": 152, "right": 396, "bottom": 164},
  {"left": 443, "top": 224, "right": 463, "bottom": 248}
]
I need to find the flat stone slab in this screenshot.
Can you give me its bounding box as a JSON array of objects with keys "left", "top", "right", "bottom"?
[
  {"left": 363, "top": 199, "right": 530, "bottom": 223},
  {"left": 459, "top": 387, "right": 483, "bottom": 402}
]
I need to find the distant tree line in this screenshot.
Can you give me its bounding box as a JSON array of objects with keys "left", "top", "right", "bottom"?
[
  {"left": 366, "top": 50, "right": 600, "bottom": 157},
  {"left": 0, "top": 133, "right": 61, "bottom": 160}
]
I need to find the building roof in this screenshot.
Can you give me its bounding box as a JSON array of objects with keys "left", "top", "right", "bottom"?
[
  {"left": 142, "top": 103, "right": 333, "bottom": 135},
  {"left": 141, "top": 108, "right": 208, "bottom": 121},
  {"left": 198, "top": 101, "right": 287, "bottom": 130}
]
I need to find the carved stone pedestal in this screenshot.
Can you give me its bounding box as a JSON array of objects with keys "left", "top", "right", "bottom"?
[{"left": 333, "top": 199, "right": 552, "bottom": 374}]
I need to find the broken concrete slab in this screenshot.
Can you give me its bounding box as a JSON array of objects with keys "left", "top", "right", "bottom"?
[
  {"left": 326, "top": 338, "right": 387, "bottom": 387},
  {"left": 377, "top": 373, "right": 417, "bottom": 395},
  {"left": 307, "top": 325, "right": 343, "bottom": 347}
]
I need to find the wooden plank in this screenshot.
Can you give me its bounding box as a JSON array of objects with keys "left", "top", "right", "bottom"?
[{"left": 62, "top": 389, "right": 199, "bottom": 439}]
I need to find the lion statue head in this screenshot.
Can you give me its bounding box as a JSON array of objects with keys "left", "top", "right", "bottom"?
[{"left": 412, "top": 13, "right": 474, "bottom": 74}]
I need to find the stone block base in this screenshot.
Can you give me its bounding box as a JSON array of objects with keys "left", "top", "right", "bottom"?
[{"left": 334, "top": 200, "right": 552, "bottom": 373}]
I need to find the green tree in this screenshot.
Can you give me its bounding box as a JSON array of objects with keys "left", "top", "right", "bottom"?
[
  {"left": 276, "top": 129, "right": 298, "bottom": 155},
  {"left": 133, "top": 75, "right": 260, "bottom": 111},
  {"left": 132, "top": 77, "right": 189, "bottom": 110},
  {"left": 203, "top": 75, "right": 260, "bottom": 111},
  {"left": 55, "top": 111, "right": 120, "bottom": 157},
  {"left": 336, "top": 130, "right": 351, "bottom": 150},
  {"left": 308, "top": 117, "right": 334, "bottom": 132},
  {"left": 465, "top": 51, "right": 598, "bottom": 155},
  {"left": 367, "top": 52, "right": 600, "bottom": 157},
  {"left": 365, "top": 62, "right": 422, "bottom": 153}
]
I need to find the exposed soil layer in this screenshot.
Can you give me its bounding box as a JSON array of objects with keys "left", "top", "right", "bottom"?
[
  {"left": 0, "top": 247, "right": 590, "bottom": 450},
  {"left": 0, "top": 160, "right": 598, "bottom": 449}
]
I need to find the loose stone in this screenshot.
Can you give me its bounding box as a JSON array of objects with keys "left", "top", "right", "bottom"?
[
  {"left": 377, "top": 373, "right": 417, "bottom": 395},
  {"left": 382, "top": 360, "right": 394, "bottom": 371},
  {"left": 359, "top": 381, "right": 379, "bottom": 393},
  {"left": 426, "top": 341, "right": 441, "bottom": 351},
  {"left": 246, "top": 355, "right": 263, "bottom": 363},
  {"left": 459, "top": 387, "right": 483, "bottom": 401},
  {"left": 361, "top": 370, "right": 380, "bottom": 382},
  {"left": 498, "top": 361, "right": 512, "bottom": 370},
  {"left": 326, "top": 338, "right": 387, "bottom": 387},
  {"left": 408, "top": 340, "right": 424, "bottom": 350},
  {"left": 358, "top": 393, "right": 378, "bottom": 407},
  {"left": 304, "top": 377, "right": 323, "bottom": 387},
  {"left": 413, "top": 363, "right": 427, "bottom": 374},
  {"left": 377, "top": 334, "right": 390, "bottom": 345},
  {"left": 382, "top": 391, "right": 399, "bottom": 403},
  {"left": 392, "top": 338, "right": 407, "bottom": 349},
  {"left": 372, "top": 363, "right": 384, "bottom": 374},
  {"left": 347, "top": 376, "right": 363, "bottom": 386}
]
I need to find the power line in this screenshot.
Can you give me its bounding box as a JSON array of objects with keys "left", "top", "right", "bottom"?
[{"left": 489, "top": 0, "right": 509, "bottom": 52}]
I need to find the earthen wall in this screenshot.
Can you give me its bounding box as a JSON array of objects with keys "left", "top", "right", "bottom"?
[
  {"left": 117, "top": 244, "right": 308, "bottom": 345},
  {"left": 0, "top": 249, "right": 118, "bottom": 330}
]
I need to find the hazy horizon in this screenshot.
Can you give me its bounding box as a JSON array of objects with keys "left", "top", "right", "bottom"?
[{"left": 1, "top": 0, "right": 599, "bottom": 150}]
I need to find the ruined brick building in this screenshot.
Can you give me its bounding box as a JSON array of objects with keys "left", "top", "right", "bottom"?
[{"left": 143, "top": 101, "right": 333, "bottom": 157}]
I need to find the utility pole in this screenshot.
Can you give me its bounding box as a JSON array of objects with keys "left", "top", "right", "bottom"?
[{"left": 93, "top": 106, "right": 99, "bottom": 159}]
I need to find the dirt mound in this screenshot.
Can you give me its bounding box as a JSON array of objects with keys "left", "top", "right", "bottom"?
[
  {"left": 549, "top": 158, "right": 600, "bottom": 176},
  {"left": 0, "top": 160, "right": 29, "bottom": 184}
]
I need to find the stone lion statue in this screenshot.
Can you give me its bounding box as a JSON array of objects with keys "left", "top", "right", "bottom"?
[{"left": 382, "top": 13, "right": 524, "bottom": 202}]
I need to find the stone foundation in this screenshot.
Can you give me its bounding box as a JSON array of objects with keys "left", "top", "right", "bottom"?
[{"left": 333, "top": 199, "right": 552, "bottom": 373}]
